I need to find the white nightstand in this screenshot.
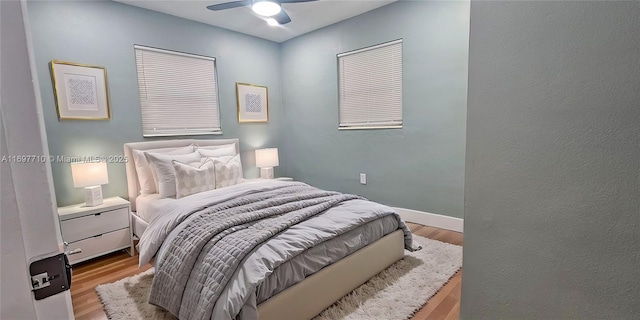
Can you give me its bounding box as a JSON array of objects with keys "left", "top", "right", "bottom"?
[
  {"left": 275, "top": 177, "right": 294, "bottom": 181},
  {"left": 58, "top": 197, "right": 134, "bottom": 265}
]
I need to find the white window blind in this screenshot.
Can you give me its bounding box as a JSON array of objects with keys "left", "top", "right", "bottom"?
[
  {"left": 338, "top": 39, "right": 403, "bottom": 129},
  {"left": 134, "top": 45, "right": 221, "bottom": 137}
]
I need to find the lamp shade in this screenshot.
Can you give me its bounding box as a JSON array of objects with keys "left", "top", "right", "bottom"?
[
  {"left": 255, "top": 148, "right": 279, "bottom": 168},
  {"left": 71, "top": 162, "right": 109, "bottom": 188}
]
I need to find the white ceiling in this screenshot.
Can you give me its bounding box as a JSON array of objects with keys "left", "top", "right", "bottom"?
[{"left": 115, "top": 0, "right": 397, "bottom": 43}]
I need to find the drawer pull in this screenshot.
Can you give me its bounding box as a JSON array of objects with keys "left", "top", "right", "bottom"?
[
  {"left": 94, "top": 213, "right": 101, "bottom": 216},
  {"left": 94, "top": 234, "right": 103, "bottom": 238},
  {"left": 63, "top": 242, "right": 82, "bottom": 255}
]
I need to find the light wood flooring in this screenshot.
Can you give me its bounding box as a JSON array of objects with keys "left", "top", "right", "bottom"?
[{"left": 70, "top": 222, "right": 462, "bottom": 320}]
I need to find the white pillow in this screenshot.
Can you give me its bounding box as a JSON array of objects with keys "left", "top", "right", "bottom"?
[
  {"left": 146, "top": 151, "right": 201, "bottom": 198},
  {"left": 195, "top": 142, "right": 236, "bottom": 150},
  {"left": 173, "top": 160, "right": 215, "bottom": 199},
  {"left": 199, "top": 155, "right": 233, "bottom": 165},
  {"left": 213, "top": 155, "right": 243, "bottom": 189},
  {"left": 196, "top": 144, "right": 237, "bottom": 158},
  {"left": 132, "top": 145, "right": 194, "bottom": 195},
  {"left": 201, "top": 155, "right": 243, "bottom": 178}
]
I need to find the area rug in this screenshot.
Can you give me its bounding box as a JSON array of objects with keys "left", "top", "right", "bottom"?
[{"left": 96, "top": 235, "right": 462, "bottom": 320}]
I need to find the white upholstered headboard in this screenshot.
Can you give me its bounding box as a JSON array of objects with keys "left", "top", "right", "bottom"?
[{"left": 123, "top": 138, "right": 240, "bottom": 211}]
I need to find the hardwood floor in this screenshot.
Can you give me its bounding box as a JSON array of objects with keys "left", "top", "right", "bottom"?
[
  {"left": 407, "top": 223, "right": 463, "bottom": 320},
  {"left": 70, "top": 250, "right": 151, "bottom": 320},
  {"left": 70, "top": 222, "right": 462, "bottom": 320}
]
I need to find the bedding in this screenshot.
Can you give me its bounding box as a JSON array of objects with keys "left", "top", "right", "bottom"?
[
  {"left": 196, "top": 143, "right": 237, "bottom": 157},
  {"left": 132, "top": 145, "right": 194, "bottom": 195},
  {"left": 146, "top": 151, "right": 202, "bottom": 198},
  {"left": 135, "top": 179, "right": 252, "bottom": 224},
  {"left": 173, "top": 160, "right": 216, "bottom": 199},
  {"left": 135, "top": 193, "right": 169, "bottom": 223},
  {"left": 123, "top": 139, "right": 240, "bottom": 213},
  {"left": 213, "top": 154, "right": 243, "bottom": 188},
  {"left": 137, "top": 179, "right": 416, "bottom": 320}
]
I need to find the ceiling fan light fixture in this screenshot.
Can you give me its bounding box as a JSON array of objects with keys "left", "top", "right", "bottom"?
[
  {"left": 252, "top": 1, "right": 281, "bottom": 17},
  {"left": 266, "top": 18, "right": 279, "bottom": 26}
]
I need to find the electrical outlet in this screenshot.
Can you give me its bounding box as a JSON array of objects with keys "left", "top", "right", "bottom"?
[{"left": 360, "top": 173, "right": 367, "bottom": 185}]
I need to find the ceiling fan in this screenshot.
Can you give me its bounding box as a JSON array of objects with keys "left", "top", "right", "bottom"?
[{"left": 206, "top": 0, "right": 318, "bottom": 25}]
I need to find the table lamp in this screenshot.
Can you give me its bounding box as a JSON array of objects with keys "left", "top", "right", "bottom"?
[
  {"left": 255, "top": 148, "right": 279, "bottom": 179},
  {"left": 71, "top": 161, "right": 109, "bottom": 206}
]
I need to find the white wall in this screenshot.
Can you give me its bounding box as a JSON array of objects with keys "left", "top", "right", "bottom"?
[
  {"left": 1, "top": 132, "right": 37, "bottom": 320},
  {"left": 1, "top": 0, "right": 73, "bottom": 318}
]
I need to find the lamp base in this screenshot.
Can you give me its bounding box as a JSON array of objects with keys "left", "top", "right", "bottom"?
[
  {"left": 83, "top": 186, "right": 103, "bottom": 206},
  {"left": 260, "top": 167, "right": 274, "bottom": 179}
]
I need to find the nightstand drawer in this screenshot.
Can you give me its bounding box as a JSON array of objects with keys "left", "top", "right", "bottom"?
[
  {"left": 60, "top": 207, "right": 129, "bottom": 242},
  {"left": 67, "top": 228, "right": 130, "bottom": 264}
]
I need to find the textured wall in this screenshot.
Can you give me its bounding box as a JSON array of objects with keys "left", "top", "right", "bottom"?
[
  {"left": 461, "top": 1, "right": 640, "bottom": 318},
  {"left": 28, "top": 1, "right": 283, "bottom": 206},
  {"left": 279, "top": 0, "right": 469, "bottom": 218}
]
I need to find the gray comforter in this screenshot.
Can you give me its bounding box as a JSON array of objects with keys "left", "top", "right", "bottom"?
[{"left": 147, "top": 181, "right": 415, "bottom": 320}]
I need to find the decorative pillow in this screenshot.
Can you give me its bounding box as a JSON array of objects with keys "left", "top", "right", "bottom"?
[
  {"left": 173, "top": 160, "right": 215, "bottom": 199},
  {"left": 196, "top": 144, "right": 237, "bottom": 158},
  {"left": 199, "top": 155, "right": 233, "bottom": 165},
  {"left": 145, "top": 151, "right": 201, "bottom": 198},
  {"left": 214, "top": 154, "right": 243, "bottom": 188},
  {"left": 132, "top": 145, "right": 193, "bottom": 195},
  {"left": 204, "top": 154, "right": 243, "bottom": 175}
]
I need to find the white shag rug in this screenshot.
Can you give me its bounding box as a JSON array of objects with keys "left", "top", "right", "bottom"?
[{"left": 96, "top": 235, "right": 462, "bottom": 320}]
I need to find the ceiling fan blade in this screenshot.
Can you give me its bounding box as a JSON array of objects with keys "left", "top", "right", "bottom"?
[
  {"left": 279, "top": 0, "right": 318, "bottom": 3},
  {"left": 206, "top": 0, "right": 250, "bottom": 11},
  {"left": 272, "top": 8, "right": 292, "bottom": 24}
]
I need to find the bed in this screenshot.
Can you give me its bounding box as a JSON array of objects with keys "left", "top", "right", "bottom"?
[{"left": 123, "top": 139, "right": 418, "bottom": 320}]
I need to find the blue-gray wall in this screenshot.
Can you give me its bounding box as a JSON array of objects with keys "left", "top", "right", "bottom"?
[
  {"left": 279, "top": 1, "right": 469, "bottom": 218},
  {"left": 28, "top": 1, "right": 283, "bottom": 206},
  {"left": 28, "top": 0, "right": 470, "bottom": 217},
  {"left": 462, "top": 1, "right": 639, "bottom": 318}
]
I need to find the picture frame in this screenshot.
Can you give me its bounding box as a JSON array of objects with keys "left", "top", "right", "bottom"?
[
  {"left": 236, "top": 82, "right": 268, "bottom": 123},
  {"left": 49, "top": 60, "right": 111, "bottom": 120}
]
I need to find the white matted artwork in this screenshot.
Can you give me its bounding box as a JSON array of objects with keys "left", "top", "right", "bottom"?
[
  {"left": 50, "top": 60, "right": 111, "bottom": 120},
  {"left": 236, "top": 82, "right": 268, "bottom": 123}
]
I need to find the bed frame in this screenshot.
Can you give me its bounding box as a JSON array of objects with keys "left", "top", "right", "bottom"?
[{"left": 123, "top": 139, "right": 405, "bottom": 320}]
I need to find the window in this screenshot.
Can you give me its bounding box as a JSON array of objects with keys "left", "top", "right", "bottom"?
[
  {"left": 338, "top": 39, "right": 403, "bottom": 130},
  {"left": 134, "top": 45, "right": 221, "bottom": 137}
]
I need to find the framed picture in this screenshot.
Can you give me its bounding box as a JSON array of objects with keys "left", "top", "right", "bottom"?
[
  {"left": 49, "top": 60, "right": 111, "bottom": 120},
  {"left": 236, "top": 82, "right": 268, "bottom": 123}
]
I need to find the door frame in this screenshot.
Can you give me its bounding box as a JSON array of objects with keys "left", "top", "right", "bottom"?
[{"left": 1, "top": 0, "right": 74, "bottom": 318}]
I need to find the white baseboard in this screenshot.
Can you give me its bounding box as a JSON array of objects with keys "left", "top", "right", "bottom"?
[{"left": 393, "top": 207, "right": 464, "bottom": 233}]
